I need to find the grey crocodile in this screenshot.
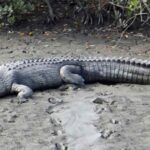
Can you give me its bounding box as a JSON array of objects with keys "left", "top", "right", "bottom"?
[{"left": 0, "top": 56, "right": 150, "bottom": 101}]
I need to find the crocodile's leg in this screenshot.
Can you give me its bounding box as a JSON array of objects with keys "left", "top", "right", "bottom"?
[
  {"left": 11, "top": 83, "right": 33, "bottom": 103},
  {"left": 60, "top": 65, "right": 85, "bottom": 86}
]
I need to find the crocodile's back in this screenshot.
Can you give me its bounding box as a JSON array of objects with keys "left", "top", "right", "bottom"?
[
  {"left": 1, "top": 58, "right": 66, "bottom": 90},
  {"left": 16, "top": 63, "right": 63, "bottom": 89},
  {"left": 2, "top": 57, "right": 82, "bottom": 90}
]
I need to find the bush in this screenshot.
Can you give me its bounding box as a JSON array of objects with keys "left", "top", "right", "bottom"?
[
  {"left": 0, "top": 0, "right": 149, "bottom": 29},
  {"left": 72, "top": 0, "right": 150, "bottom": 28},
  {"left": 0, "top": 0, "right": 34, "bottom": 27}
]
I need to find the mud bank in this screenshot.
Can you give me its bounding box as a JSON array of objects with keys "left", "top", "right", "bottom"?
[{"left": 0, "top": 27, "right": 150, "bottom": 150}]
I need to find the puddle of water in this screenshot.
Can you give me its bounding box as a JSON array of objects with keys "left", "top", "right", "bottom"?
[{"left": 52, "top": 92, "right": 108, "bottom": 150}]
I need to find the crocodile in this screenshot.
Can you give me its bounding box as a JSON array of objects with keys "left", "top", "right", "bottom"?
[{"left": 0, "top": 56, "right": 150, "bottom": 101}]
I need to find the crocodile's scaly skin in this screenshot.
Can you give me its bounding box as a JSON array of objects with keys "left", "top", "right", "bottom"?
[{"left": 0, "top": 56, "right": 150, "bottom": 100}]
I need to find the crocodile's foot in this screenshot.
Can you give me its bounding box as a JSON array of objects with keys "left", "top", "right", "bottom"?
[
  {"left": 11, "top": 83, "right": 33, "bottom": 103},
  {"left": 17, "top": 98, "right": 29, "bottom": 104},
  {"left": 59, "top": 84, "right": 83, "bottom": 91}
]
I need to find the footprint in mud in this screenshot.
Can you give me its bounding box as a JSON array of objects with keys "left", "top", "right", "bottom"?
[
  {"left": 46, "top": 97, "right": 64, "bottom": 114},
  {"left": 49, "top": 116, "right": 68, "bottom": 150}
]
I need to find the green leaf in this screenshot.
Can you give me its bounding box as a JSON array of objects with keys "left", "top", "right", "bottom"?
[{"left": 7, "top": 15, "right": 15, "bottom": 24}]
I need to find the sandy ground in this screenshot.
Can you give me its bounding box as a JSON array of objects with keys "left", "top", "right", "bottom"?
[{"left": 0, "top": 25, "right": 150, "bottom": 150}]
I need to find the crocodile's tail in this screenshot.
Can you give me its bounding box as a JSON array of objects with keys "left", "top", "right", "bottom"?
[
  {"left": 82, "top": 57, "right": 150, "bottom": 84},
  {"left": 107, "top": 58, "right": 150, "bottom": 84}
]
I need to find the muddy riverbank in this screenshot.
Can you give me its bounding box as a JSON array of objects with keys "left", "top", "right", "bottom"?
[{"left": 0, "top": 25, "right": 150, "bottom": 150}]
